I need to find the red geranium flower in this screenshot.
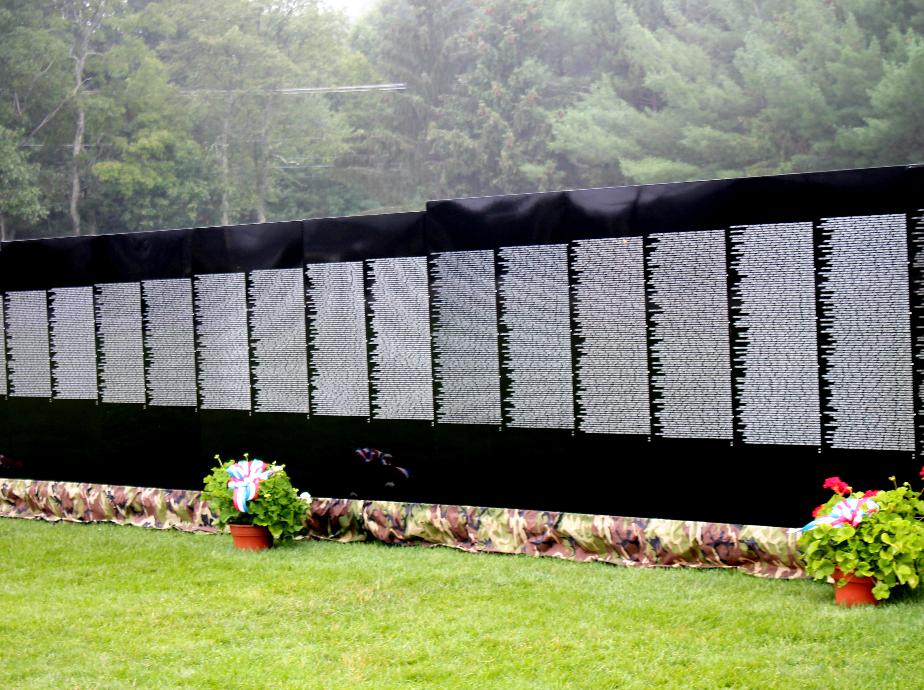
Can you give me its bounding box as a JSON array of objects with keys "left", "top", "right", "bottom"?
[
  {"left": 863, "top": 490, "right": 880, "bottom": 499},
  {"left": 822, "top": 476, "right": 852, "bottom": 496},
  {"left": 919, "top": 465, "right": 924, "bottom": 478},
  {"left": 811, "top": 504, "right": 825, "bottom": 518}
]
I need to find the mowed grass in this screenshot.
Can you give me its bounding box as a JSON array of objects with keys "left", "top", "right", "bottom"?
[{"left": 1, "top": 519, "right": 922, "bottom": 690}]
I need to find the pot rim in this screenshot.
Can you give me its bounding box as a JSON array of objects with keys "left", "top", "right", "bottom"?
[{"left": 832, "top": 567, "right": 874, "bottom": 585}]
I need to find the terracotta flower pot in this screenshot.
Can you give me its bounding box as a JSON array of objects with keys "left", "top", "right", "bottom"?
[
  {"left": 832, "top": 568, "right": 877, "bottom": 607},
  {"left": 229, "top": 524, "right": 273, "bottom": 551}
]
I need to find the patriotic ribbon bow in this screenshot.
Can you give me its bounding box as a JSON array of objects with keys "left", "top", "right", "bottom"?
[
  {"left": 226, "top": 459, "right": 275, "bottom": 513},
  {"left": 795, "top": 496, "right": 879, "bottom": 533}
]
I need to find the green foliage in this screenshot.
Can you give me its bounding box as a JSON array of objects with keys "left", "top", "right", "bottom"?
[
  {"left": 348, "top": 0, "right": 474, "bottom": 206},
  {"left": 553, "top": 0, "right": 888, "bottom": 182},
  {"left": 799, "top": 477, "right": 924, "bottom": 600},
  {"left": 91, "top": 128, "right": 211, "bottom": 231},
  {"left": 3, "top": 0, "right": 924, "bottom": 235},
  {"left": 0, "top": 125, "right": 46, "bottom": 235},
  {"left": 836, "top": 33, "right": 924, "bottom": 166},
  {"left": 158, "top": 0, "right": 357, "bottom": 224},
  {"left": 202, "top": 454, "right": 308, "bottom": 541},
  {"left": 429, "top": 0, "right": 565, "bottom": 197}
]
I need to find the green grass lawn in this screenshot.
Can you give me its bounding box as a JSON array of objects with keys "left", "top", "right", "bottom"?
[{"left": 1, "top": 519, "right": 922, "bottom": 690}]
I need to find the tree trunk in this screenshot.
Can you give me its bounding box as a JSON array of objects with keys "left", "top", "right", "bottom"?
[
  {"left": 69, "top": 99, "right": 85, "bottom": 235},
  {"left": 0, "top": 212, "right": 8, "bottom": 242},
  {"left": 254, "top": 101, "right": 271, "bottom": 223},
  {"left": 68, "top": 10, "right": 92, "bottom": 238},
  {"left": 219, "top": 108, "right": 231, "bottom": 226}
]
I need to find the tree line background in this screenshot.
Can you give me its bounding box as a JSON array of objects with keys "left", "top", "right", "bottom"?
[{"left": 1, "top": 0, "right": 922, "bottom": 241}]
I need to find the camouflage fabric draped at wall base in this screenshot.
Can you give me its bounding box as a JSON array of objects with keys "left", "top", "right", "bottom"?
[
  {"left": 0, "top": 478, "right": 805, "bottom": 578},
  {"left": 307, "top": 498, "right": 806, "bottom": 579},
  {"left": 0, "top": 478, "right": 217, "bottom": 532}
]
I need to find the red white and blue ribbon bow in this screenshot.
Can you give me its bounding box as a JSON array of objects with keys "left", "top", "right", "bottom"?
[
  {"left": 796, "top": 497, "right": 879, "bottom": 532},
  {"left": 226, "top": 459, "right": 275, "bottom": 513}
]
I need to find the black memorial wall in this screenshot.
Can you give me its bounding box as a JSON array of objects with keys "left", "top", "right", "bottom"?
[{"left": 1, "top": 165, "right": 921, "bottom": 526}]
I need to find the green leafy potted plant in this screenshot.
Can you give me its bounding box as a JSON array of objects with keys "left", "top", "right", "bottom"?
[
  {"left": 202, "top": 453, "right": 309, "bottom": 550},
  {"left": 797, "top": 468, "right": 924, "bottom": 604}
]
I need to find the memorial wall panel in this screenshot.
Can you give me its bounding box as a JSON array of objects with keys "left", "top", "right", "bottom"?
[
  {"left": 430, "top": 249, "right": 502, "bottom": 426},
  {"left": 912, "top": 210, "right": 924, "bottom": 456},
  {"left": 4, "top": 290, "right": 52, "bottom": 398},
  {"left": 366, "top": 256, "right": 434, "bottom": 421},
  {"left": 248, "top": 267, "right": 309, "bottom": 414},
  {"left": 729, "top": 223, "right": 820, "bottom": 446},
  {"left": 305, "top": 261, "right": 370, "bottom": 417},
  {"left": 0, "top": 166, "right": 920, "bottom": 525},
  {"left": 498, "top": 243, "right": 574, "bottom": 430},
  {"left": 194, "top": 272, "right": 251, "bottom": 412},
  {"left": 95, "top": 281, "right": 146, "bottom": 405},
  {"left": 817, "top": 214, "right": 914, "bottom": 452},
  {"left": 49, "top": 286, "right": 97, "bottom": 401},
  {"left": 571, "top": 237, "right": 650, "bottom": 435},
  {"left": 646, "top": 230, "right": 733, "bottom": 440},
  {"left": 142, "top": 278, "right": 197, "bottom": 407},
  {"left": 0, "top": 295, "right": 8, "bottom": 397}
]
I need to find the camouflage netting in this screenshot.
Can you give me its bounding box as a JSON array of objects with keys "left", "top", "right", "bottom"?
[{"left": 1, "top": 478, "right": 805, "bottom": 578}]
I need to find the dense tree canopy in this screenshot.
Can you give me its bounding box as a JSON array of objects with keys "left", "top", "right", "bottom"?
[{"left": 0, "top": 0, "right": 921, "bottom": 239}]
